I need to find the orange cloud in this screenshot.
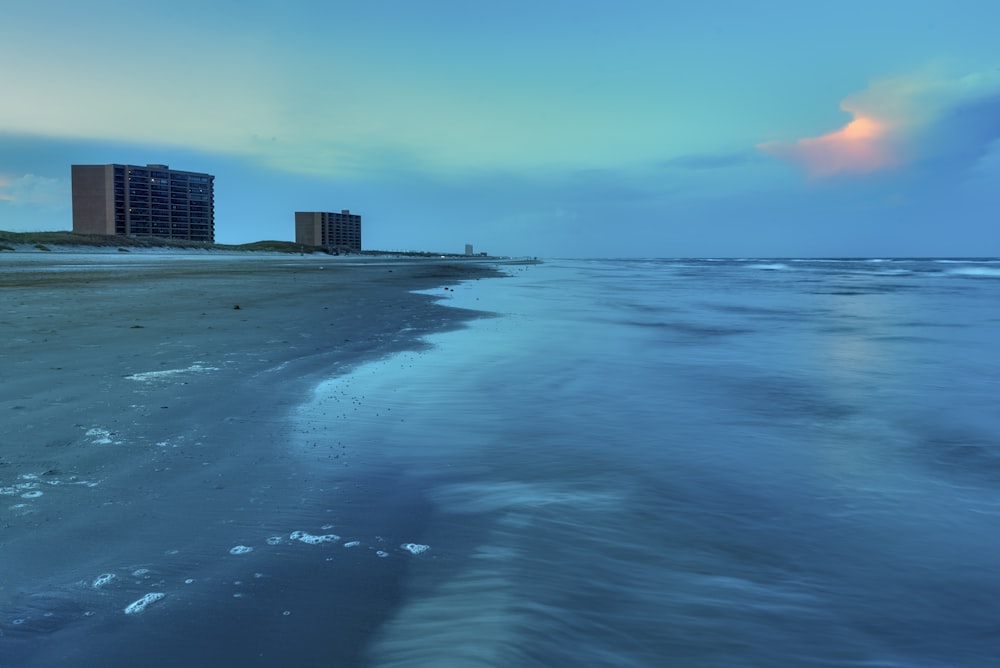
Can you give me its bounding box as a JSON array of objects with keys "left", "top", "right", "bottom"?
[
  {"left": 759, "top": 107, "right": 899, "bottom": 178},
  {"left": 758, "top": 68, "right": 1000, "bottom": 178}
]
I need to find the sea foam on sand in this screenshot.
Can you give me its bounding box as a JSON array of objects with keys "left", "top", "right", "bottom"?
[{"left": 123, "top": 593, "right": 165, "bottom": 615}]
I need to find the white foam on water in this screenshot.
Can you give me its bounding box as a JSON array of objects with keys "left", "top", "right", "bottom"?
[
  {"left": 401, "top": 543, "right": 430, "bottom": 555},
  {"left": 343, "top": 541, "right": 361, "bottom": 548},
  {"left": 2, "top": 481, "right": 42, "bottom": 496},
  {"left": 873, "top": 269, "right": 912, "bottom": 275},
  {"left": 266, "top": 536, "right": 284, "bottom": 545},
  {"left": 946, "top": 267, "right": 1000, "bottom": 278},
  {"left": 229, "top": 545, "right": 254, "bottom": 555},
  {"left": 132, "top": 568, "right": 151, "bottom": 577},
  {"left": 748, "top": 263, "right": 791, "bottom": 271},
  {"left": 290, "top": 530, "right": 340, "bottom": 544},
  {"left": 85, "top": 427, "right": 122, "bottom": 445},
  {"left": 125, "top": 363, "right": 220, "bottom": 382},
  {"left": 367, "top": 562, "right": 522, "bottom": 666},
  {"left": 376, "top": 551, "right": 389, "bottom": 558},
  {"left": 92, "top": 573, "right": 116, "bottom": 589},
  {"left": 432, "top": 481, "right": 624, "bottom": 515},
  {"left": 369, "top": 482, "right": 632, "bottom": 666},
  {"left": 3, "top": 472, "right": 101, "bottom": 495},
  {"left": 123, "top": 593, "right": 165, "bottom": 615}
]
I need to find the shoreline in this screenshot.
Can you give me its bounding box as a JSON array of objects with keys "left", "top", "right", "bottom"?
[
  {"left": 0, "top": 254, "right": 506, "bottom": 664},
  {"left": 0, "top": 230, "right": 522, "bottom": 261}
]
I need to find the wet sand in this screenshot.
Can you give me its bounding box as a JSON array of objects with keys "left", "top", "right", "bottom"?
[{"left": 0, "top": 251, "right": 501, "bottom": 666}]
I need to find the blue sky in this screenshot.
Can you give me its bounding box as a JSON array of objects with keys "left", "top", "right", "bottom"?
[{"left": 2, "top": 1, "right": 999, "bottom": 257}]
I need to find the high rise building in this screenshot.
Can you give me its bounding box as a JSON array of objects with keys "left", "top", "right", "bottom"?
[
  {"left": 295, "top": 210, "right": 362, "bottom": 251},
  {"left": 72, "top": 164, "right": 215, "bottom": 243}
]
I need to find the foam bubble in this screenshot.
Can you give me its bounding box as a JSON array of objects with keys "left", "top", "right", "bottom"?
[
  {"left": 92, "top": 573, "right": 116, "bottom": 589},
  {"left": 229, "top": 545, "right": 254, "bottom": 555},
  {"left": 85, "top": 427, "right": 120, "bottom": 445},
  {"left": 343, "top": 541, "right": 360, "bottom": 548},
  {"left": 266, "top": 536, "right": 284, "bottom": 545},
  {"left": 123, "top": 592, "right": 165, "bottom": 615},
  {"left": 3, "top": 481, "right": 42, "bottom": 497},
  {"left": 376, "top": 551, "right": 389, "bottom": 558},
  {"left": 132, "top": 568, "right": 151, "bottom": 577},
  {"left": 401, "top": 543, "right": 430, "bottom": 555},
  {"left": 290, "top": 531, "right": 340, "bottom": 544},
  {"left": 125, "top": 364, "right": 220, "bottom": 382}
]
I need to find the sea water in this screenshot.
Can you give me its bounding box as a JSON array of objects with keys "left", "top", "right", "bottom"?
[
  {"left": 5, "top": 258, "right": 1000, "bottom": 667},
  {"left": 295, "top": 258, "right": 1000, "bottom": 667}
]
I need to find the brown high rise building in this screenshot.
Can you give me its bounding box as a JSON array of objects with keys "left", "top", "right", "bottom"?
[
  {"left": 295, "top": 210, "right": 362, "bottom": 251},
  {"left": 72, "top": 164, "right": 215, "bottom": 243}
]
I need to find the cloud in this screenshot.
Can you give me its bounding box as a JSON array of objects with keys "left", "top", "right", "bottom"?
[
  {"left": 759, "top": 113, "right": 899, "bottom": 177},
  {"left": 660, "top": 150, "right": 763, "bottom": 171},
  {"left": 0, "top": 174, "right": 69, "bottom": 208},
  {"left": 758, "top": 69, "right": 1000, "bottom": 179}
]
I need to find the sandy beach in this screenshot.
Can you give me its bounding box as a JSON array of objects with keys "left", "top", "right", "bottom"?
[{"left": 0, "top": 250, "right": 502, "bottom": 666}]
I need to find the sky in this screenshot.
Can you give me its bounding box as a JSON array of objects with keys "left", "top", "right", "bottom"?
[{"left": 2, "top": 1, "right": 999, "bottom": 257}]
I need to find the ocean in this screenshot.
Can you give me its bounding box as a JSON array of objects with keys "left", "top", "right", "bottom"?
[
  {"left": 314, "top": 258, "right": 1000, "bottom": 667},
  {"left": 5, "top": 257, "right": 1000, "bottom": 666}
]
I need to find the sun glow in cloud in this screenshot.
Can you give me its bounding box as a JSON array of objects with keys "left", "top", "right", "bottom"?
[
  {"left": 759, "top": 69, "right": 1000, "bottom": 180},
  {"left": 759, "top": 105, "right": 900, "bottom": 178}
]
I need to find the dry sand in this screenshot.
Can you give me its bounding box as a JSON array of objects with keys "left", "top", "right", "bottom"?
[{"left": 0, "top": 251, "right": 502, "bottom": 665}]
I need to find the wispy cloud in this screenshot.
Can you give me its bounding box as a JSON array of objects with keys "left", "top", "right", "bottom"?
[
  {"left": 758, "top": 69, "right": 1000, "bottom": 179},
  {"left": 660, "top": 150, "right": 763, "bottom": 171},
  {"left": 0, "top": 174, "right": 69, "bottom": 207}
]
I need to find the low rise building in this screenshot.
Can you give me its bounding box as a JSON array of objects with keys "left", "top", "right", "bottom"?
[{"left": 295, "top": 210, "right": 361, "bottom": 251}]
